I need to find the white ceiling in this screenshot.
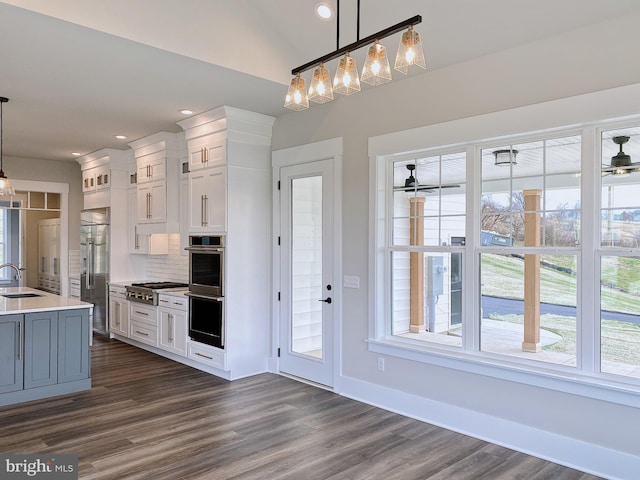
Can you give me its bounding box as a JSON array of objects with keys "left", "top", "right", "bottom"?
[{"left": 2, "top": 0, "right": 640, "bottom": 162}]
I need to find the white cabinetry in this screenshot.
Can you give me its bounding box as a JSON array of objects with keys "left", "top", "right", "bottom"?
[
  {"left": 128, "top": 132, "right": 181, "bottom": 235},
  {"left": 108, "top": 284, "right": 129, "bottom": 337},
  {"left": 158, "top": 293, "right": 187, "bottom": 357},
  {"left": 188, "top": 165, "right": 226, "bottom": 232},
  {"left": 128, "top": 189, "right": 168, "bottom": 255},
  {"left": 129, "top": 303, "right": 158, "bottom": 347},
  {"left": 38, "top": 218, "right": 60, "bottom": 294},
  {"left": 77, "top": 149, "right": 140, "bottom": 282},
  {"left": 178, "top": 106, "right": 275, "bottom": 380}
]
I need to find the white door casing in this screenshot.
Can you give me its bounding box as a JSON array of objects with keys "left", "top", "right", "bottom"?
[{"left": 272, "top": 138, "right": 342, "bottom": 389}]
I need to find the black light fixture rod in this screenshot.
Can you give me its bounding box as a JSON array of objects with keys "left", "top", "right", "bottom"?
[
  {"left": 357, "top": 0, "right": 360, "bottom": 41},
  {"left": 291, "top": 15, "right": 422, "bottom": 75},
  {"left": 336, "top": 0, "right": 340, "bottom": 51}
]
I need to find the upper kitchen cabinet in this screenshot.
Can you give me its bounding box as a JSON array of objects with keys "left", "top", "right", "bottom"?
[
  {"left": 128, "top": 132, "right": 181, "bottom": 235},
  {"left": 77, "top": 149, "right": 141, "bottom": 282},
  {"left": 178, "top": 106, "right": 275, "bottom": 235},
  {"left": 77, "top": 149, "right": 129, "bottom": 210}
]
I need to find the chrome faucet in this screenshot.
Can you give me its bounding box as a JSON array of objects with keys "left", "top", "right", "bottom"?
[{"left": 0, "top": 263, "right": 23, "bottom": 283}]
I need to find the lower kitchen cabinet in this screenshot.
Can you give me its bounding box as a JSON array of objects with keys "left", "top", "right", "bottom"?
[
  {"left": 24, "top": 311, "right": 58, "bottom": 389},
  {"left": 0, "top": 315, "right": 23, "bottom": 394},
  {"left": 58, "top": 309, "right": 90, "bottom": 383},
  {"left": 108, "top": 285, "right": 129, "bottom": 337},
  {"left": 158, "top": 294, "right": 187, "bottom": 357},
  {"left": 129, "top": 303, "right": 158, "bottom": 347},
  {"left": 0, "top": 308, "right": 91, "bottom": 407}
]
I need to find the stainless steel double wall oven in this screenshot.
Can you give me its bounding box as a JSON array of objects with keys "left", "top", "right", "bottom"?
[{"left": 185, "top": 235, "right": 224, "bottom": 348}]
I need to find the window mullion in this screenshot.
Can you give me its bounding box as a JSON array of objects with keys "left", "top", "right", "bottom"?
[
  {"left": 464, "top": 145, "right": 480, "bottom": 352},
  {"left": 579, "top": 126, "right": 598, "bottom": 373}
]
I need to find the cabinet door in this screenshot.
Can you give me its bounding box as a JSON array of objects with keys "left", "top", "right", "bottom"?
[
  {"left": 24, "top": 312, "right": 57, "bottom": 389},
  {"left": 82, "top": 169, "right": 96, "bottom": 192},
  {"left": 137, "top": 156, "right": 167, "bottom": 183},
  {"left": 159, "top": 308, "right": 187, "bottom": 357},
  {"left": 137, "top": 181, "right": 166, "bottom": 224},
  {"left": 158, "top": 308, "right": 172, "bottom": 353},
  {"left": 109, "top": 295, "right": 127, "bottom": 335},
  {"left": 188, "top": 167, "right": 226, "bottom": 233},
  {"left": 58, "top": 309, "right": 89, "bottom": 383},
  {"left": 171, "top": 309, "right": 188, "bottom": 357},
  {"left": 0, "top": 315, "right": 23, "bottom": 394},
  {"left": 188, "top": 133, "right": 226, "bottom": 171},
  {"left": 129, "top": 189, "right": 147, "bottom": 254}
]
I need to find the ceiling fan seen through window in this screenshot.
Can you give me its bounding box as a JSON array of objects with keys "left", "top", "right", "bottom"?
[{"left": 394, "top": 164, "right": 460, "bottom": 193}]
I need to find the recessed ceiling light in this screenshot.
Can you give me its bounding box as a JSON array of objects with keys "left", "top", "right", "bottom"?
[
  {"left": 315, "top": 2, "right": 333, "bottom": 20},
  {"left": 115, "top": 135, "right": 127, "bottom": 140},
  {"left": 179, "top": 109, "right": 193, "bottom": 115},
  {"left": 72, "top": 152, "right": 81, "bottom": 156}
]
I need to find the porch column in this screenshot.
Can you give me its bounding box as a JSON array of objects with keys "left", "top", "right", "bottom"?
[
  {"left": 409, "top": 197, "right": 425, "bottom": 333},
  {"left": 522, "top": 189, "right": 541, "bottom": 352}
]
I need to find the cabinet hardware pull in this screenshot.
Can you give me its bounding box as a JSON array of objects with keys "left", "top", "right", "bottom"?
[
  {"left": 135, "top": 330, "right": 149, "bottom": 336},
  {"left": 203, "top": 195, "right": 208, "bottom": 226},
  {"left": 204, "top": 147, "right": 208, "bottom": 164},
  {"left": 18, "top": 321, "right": 23, "bottom": 360},
  {"left": 134, "top": 225, "right": 139, "bottom": 249},
  {"left": 194, "top": 352, "right": 213, "bottom": 360},
  {"left": 159, "top": 299, "right": 169, "bottom": 303},
  {"left": 168, "top": 313, "right": 174, "bottom": 342},
  {"left": 134, "top": 310, "right": 149, "bottom": 316},
  {"left": 201, "top": 195, "right": 205, "bottom": 226}
]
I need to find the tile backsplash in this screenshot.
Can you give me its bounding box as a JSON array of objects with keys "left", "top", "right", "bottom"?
[{"left": 146, "top": 234, "right": 188, "bottom": 282}]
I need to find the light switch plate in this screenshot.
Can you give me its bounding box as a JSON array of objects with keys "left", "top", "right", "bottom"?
[{"left": 343, "top": 276, "right": 360, "bottom": 289}]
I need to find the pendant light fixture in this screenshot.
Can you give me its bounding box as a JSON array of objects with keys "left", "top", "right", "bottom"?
[
  {"left": 0, "top": 97, "right": 15, "bottom": 197},
  {"left": 333, "top": 53, "right": 361, "bottom": 95},
  {"left": 361, "top": 40, "right": 392, "bottom": 86},
  {"left": 284, "top": 73, "right": 309, "bottom": 111},
  {"left": 394, "top": 25, "right": 427, "bottom": 74},
  {"left": 308, "top": 63, "right": 334, "bottom": 104},
  {"left": 284, "top": 0, "right": 424, "bottom": 111}
]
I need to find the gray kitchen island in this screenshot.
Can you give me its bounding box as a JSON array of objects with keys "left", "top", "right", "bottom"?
[{"left": 0, "top": 287, "right": 93, "bottom": 407}]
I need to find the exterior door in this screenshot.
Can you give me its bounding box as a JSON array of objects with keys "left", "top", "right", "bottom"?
[{"left": 279, "top": 159, "right": 335, "bottom": 387}]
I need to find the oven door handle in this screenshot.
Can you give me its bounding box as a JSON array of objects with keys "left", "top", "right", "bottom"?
[
  {"left": 184, "top": 246, "right": 223, "bottom": 252},
  {"left": 185, "top": 292, "right": 223, "bottom": 301}
]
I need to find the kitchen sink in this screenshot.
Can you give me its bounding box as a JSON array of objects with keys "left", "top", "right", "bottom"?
[{"left": 1, "top": 292, "right": 44, "bottom": 299}]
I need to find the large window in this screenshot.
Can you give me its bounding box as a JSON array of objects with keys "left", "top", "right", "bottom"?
[
  {"left": 390, "top": 153, "right": 466, "bottom": 347},
  {"left": 599, "top": 127, "right": 640, "bottom": 377},
  {"left": 479, "top": 136, "right": 581, "bottom": 365},
  {"left": 374, "top": 122, "right": 640, "bottom": 387}
]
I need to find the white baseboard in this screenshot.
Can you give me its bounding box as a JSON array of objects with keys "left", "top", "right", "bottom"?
[{"left": 337, "top": 375, "right": 640, "bottom": 480}]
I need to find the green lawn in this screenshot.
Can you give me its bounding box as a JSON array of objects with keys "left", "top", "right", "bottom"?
[{"left": 481, "top": 253, "right": 640, "bottom": 364}]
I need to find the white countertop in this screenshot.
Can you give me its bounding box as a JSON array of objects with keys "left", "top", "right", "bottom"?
[{"left": 0, "top": 287, "right": 93, "bottom": 315}]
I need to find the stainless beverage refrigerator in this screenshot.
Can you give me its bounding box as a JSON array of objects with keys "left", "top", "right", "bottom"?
[{"left": 80, "top": 208, "right": 109, "bottom": 335}]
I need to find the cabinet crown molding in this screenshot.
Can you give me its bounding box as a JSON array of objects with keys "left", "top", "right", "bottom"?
[
  {"left": 76, "top": 148, "right": 129, "bottom": 171},
  {"left": 177, "top": 105, "right": 274, "bottom": 145}
]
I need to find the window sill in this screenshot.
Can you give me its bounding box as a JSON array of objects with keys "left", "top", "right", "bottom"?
[{"left": 367, "top": 336, "right": 640, "bottom": 408}]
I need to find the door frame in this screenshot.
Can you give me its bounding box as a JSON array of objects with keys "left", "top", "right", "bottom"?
[{"left": 271, "top": 137, "right": 343, "bottom": 389}]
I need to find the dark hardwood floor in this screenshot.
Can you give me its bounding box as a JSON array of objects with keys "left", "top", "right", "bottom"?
[{"left": 0, "top": 337, "right": 603, "bottom": 479}]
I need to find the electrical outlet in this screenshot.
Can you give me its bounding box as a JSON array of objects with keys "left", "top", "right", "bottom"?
[{"left": 377, "top": 357, "right": 385, "bottom": 371}]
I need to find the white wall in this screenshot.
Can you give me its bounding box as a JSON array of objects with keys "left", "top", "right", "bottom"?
[{"left": 271, "top": 12, "right": 640, "bottom": 479}]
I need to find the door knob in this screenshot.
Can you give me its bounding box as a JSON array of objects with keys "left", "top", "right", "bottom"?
[{"left": 319, "top": 297, "right": 332, "bottom": 304}]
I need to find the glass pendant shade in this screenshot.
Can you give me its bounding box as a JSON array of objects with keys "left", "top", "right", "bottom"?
[
  {"left": 0, "top": 174, "right": 14, "bottom": 196},
  {"left": 284, "top": 74, "right": 309, "bottom": 111},
  {"left": 308, "top": 64, "right": 334, "bottom": 104},
  {"left": 333, "top": 53, "right": 361, "bottom": 95},
  {"left": 394, "top": 25, "right": 426, "bottom": 74},
  {"left": 361, "top": 41, "right": 392, "bottom": 86}
]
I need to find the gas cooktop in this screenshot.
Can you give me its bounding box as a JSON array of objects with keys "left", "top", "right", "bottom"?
[{"left": 126, "top": 282, "right": 188, "bottom": 305}]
